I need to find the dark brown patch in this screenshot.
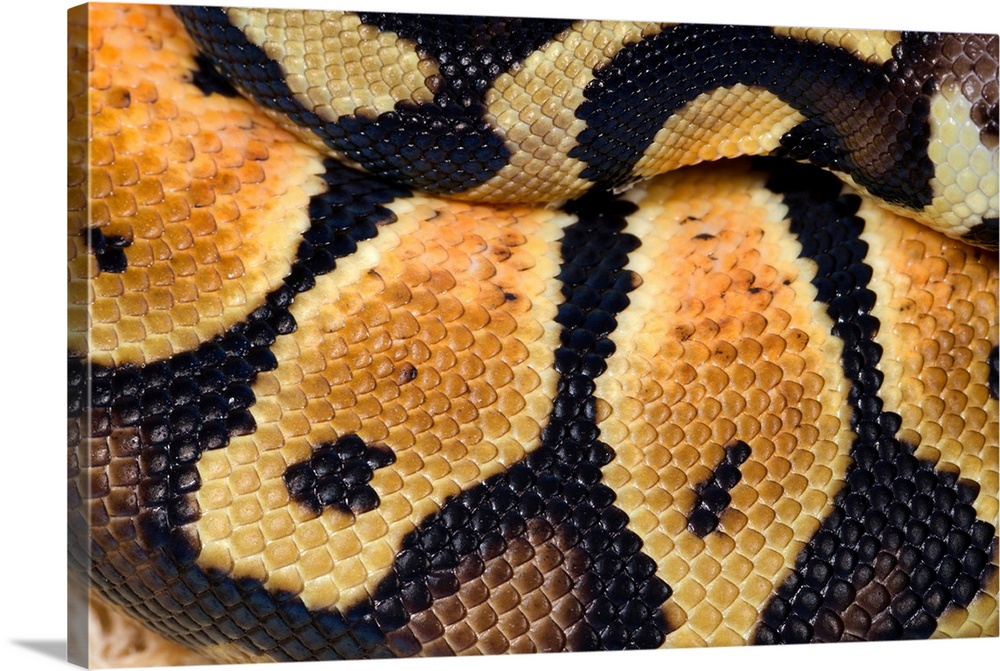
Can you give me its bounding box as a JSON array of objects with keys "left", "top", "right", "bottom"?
[
  {"left": 85, "top": 226, "right": 132, "bottom": 274},
  {"left": 687, "top": 441, "right": 752, "bottom": 537},
  {"left": 282, "top": 434, "right": 396, "bottom": 516},
  {"left": 962, "top": 218, "right": 998, "bottom": 250},
  {"left": 390, "top": 517, "right": 595, "bottom": 654},
  {"left": 396, "top": 362, "right": 418, "bottom": 385},
  {"left": 930, "top": 34, "right": 999, "bottom": 148}
]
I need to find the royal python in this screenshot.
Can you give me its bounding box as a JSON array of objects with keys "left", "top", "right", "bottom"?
[{"left": 67, "top": 3, "right": 999, "bottom": 664}]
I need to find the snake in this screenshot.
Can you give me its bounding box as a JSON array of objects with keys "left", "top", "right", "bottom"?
[{"left": 67, "top": 3, "right": 999, "bottom": 663}]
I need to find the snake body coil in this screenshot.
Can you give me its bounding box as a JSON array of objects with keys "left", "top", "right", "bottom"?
[{"left": 68, "top": 4, "right": 999, "bottom": 663}]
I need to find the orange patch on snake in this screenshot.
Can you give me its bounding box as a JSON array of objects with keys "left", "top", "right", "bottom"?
[
  {"left": 597, "top": 163, "right": 854, "bottom": 646},
  {"left": 195, "top": 195, "right": 567, "bottom": 611},
  {"left": 861, "top": 201, "right": 999, "bottom": 528},
  {"left": 68, "top": 4, "right": 326, "bottom": 366}
]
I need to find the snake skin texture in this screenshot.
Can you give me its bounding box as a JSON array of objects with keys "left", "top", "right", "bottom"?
[{"left": 68, "top": 3, "right": 999, "bottom": 664}]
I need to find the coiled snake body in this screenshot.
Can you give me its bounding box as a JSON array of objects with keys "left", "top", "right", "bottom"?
[{"left": 68, "top": 4, "right": 999, "bottom": 662}]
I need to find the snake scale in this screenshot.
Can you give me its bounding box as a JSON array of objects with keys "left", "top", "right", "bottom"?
[{"left": 67, "top": 3, "right": 999, "bottom": 663}]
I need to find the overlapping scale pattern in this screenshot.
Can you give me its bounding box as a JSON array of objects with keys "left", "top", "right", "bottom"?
[
  {"left": 597, "top": 164, "right": 855, "bottom": 646},
  {"left": 923, "top": 33, "right": 999, "bottom": 243},
  {"left": 174, "top": 7, "right": 997, "bottom": 241},
  {"left": 68, "top": 4, "right": 327, "bottom": 366},
  {"left": 68, "top": 3, "right": 999, "bottom": 666},
  {"left": 194, "top": 193, "right": 565, "bottom": 613},
  {"left": 865, "top": 203, "right": 998, "bottom": 521},
  {"left": 403, "top": 516, "right": 591, "bottom": 654},
  {"left": 753, "top": 160, "right": 997, "bottom": 642},
  {"left": 862, "top": 199, "right": 999, "bottom": 638}
]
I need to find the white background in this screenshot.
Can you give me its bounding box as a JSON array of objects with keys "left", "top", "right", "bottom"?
[{"left": 1, "top": 0, "right": 997, "bottom": 668}]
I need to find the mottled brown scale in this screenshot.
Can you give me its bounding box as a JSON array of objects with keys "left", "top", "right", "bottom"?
[{"left": 389, "top": 518, "right": 592, "bottom": 654}]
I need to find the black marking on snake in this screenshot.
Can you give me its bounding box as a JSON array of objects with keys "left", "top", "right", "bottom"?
[
  {"left": 964, "top": 217, "right": 999, "bottom": 250},
  {"left": 356, "top": 12, "right": 574, "bottom": 110},
  {"left": 70, "top": 186, "right": 668, "bottom": 661},
  {"left": 687, "top": 441, "right": 752, "bottom": 537},
  {"left": 989, "top": 346, "right": 999, "bottom": 401},
  {"left": 753, "top": 158, "right": 996, "bottom": 644},
  {"left": 85, "top": 226, "right": 132, "bottom": 274},
  {"left": 191, "top": 52, "right": 240, "bottom": 98},
  {"left": 574, "top": 27, "right": 938, "bottom": 211},
  {"left": 313, "top": 188, "right": 672, "bottom": 655},
  {"left": 68, "top": 162, "right": 409, "bottom": 658},
  {"left": 284, "top": 435, "right": 396, "bottom": 516},
  {"left": 68, "top": 12, "right": 999, "bottom": 658},
  {"left": 174, "top": 7, "right": 573, "bottom": 194}
]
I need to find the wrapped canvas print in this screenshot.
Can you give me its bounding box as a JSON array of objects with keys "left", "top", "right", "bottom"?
[{"left": 66, "top": 1, "right": 999, "bottom": 667}]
